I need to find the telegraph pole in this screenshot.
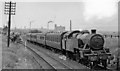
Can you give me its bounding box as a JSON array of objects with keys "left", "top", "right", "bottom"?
[{"left": 4, "top": 1, "right": 16, "bottom": 47}]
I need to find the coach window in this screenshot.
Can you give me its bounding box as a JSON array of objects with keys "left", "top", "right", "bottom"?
[
  {"left": 52, "top": 36, "right": 54, "bottom": 41},
  {"left": 55, "top": 36, "right": 56, "bottom": 42},
  {"left": 41, "top": 36, "right": 42, "bottom": 39},
  {"left": 49, "top": 36, "right": 50, "bottom": 41},
  {"left": 50, "top": 36, "right": 51, "bottom": 41},
  {"left": 56, "top": 36, "right": 57, "bottom": 42},
  {"left": 58, "top": 37, "right": 60, "bottom": 42},
  {"left": 46, "top": 36, "right": 48, "bottom": 40},
  {"left": 57, "top": 37, "right": 58, "bottom": 42},
  {"left": 48, "top": 36, "right": 49, "bottom": 41},
  {"left": 40, "top": 36, "right": 42, "bottom": 39},
  {"left": 58, "top": 36, "right": 60, "bottom": 42},
  {"left": 54, "top": 36, "right": 56, "bottom": 42},
  {"left": 48, "top": 36, "right": 50, "bottom": 41},
  {"left": 38, "top": 36, "right": 39, "bottom": 39},
  {"left": 47, "top": 36, "right": 49, "bottom": 40},
  {"left": 42, "top": 36, "right": 43, "bottom": 39},
  {"left": 52, "top": 36, "right": 53, "bottom": 41},
  {"left": 51, "top": 36, "right": 52, "bottom": 41},
  {"left": 56, "top": 37, "right": 58, "bottom": 42},
  {"left": 46, "top": 36, "right": 47, "bottom": 40},
  {"left": 34, "top": 35, "right": 35, "bottom": 38},
  {"left": 49, "top": 36, "right": 51, "bottom": 41},
  {"left": 50, "top": 36, "right": 52, "bottom": 41},
  {"left": 41, "top": 36, "right": 43, "bottom": 39},
  {"left": 56, "top": 36, "right": 58, "bottom": 42}
]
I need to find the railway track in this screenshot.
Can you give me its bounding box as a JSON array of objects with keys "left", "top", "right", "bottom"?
[
  {"left": 27, "top": 40, "right": 90, "bottom": 69},
  {"left": 29, "top": 41, "right": 111, "bottom": 70},
  {"left": 20, "top": 36, "right": 111, "bottom": 70},
  {"left": 21, "top": 41, "right": 73, "bottom": 69}
]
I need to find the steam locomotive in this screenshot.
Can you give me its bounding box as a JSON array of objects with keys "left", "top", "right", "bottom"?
[{"left": 26, "top": 29, "right": 113, "bottom": 69}]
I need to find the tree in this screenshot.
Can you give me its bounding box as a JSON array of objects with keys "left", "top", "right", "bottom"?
[
  {"left": 29, "top": 29, "right": 42, "bottom": 33},
  {"left": 3, "top": 25, "right": 8, "bottom": 31},
  {"left": 2, "top": 25, "right": 8, "bottom": 35}
]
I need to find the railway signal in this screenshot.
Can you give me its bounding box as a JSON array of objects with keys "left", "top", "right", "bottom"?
[{"left": 4, "top": 1, "right": 16, "bottom": 47}]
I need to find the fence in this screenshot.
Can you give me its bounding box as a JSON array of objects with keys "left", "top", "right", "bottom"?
[{"left": 104, "top": 35, "right": 120, "bottom": 38}]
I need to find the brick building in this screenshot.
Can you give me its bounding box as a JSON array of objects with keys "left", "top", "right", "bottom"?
[{"left": 54, "top": 24, "right": 65, "bottom": 32}]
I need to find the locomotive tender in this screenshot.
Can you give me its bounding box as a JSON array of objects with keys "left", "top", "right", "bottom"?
[{"left": 26, "top": 29, "right": 113, "bottom": 69}]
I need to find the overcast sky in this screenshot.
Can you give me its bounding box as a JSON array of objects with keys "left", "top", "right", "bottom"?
[{"left": 0, "top": 0, "right": 118, "bottom": 32}]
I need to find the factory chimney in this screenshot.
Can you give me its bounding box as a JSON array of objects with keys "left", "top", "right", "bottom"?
[{"left": 70, "top": 20, "right": 72, "bottom": 31}]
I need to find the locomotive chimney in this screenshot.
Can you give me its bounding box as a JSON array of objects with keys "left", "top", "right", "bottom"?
[{"left": 91, "top": 29, "right": 96, "bottom": 34}]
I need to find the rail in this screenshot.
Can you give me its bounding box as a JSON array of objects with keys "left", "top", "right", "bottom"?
[{"left": 21, "top": 41, "right": 73, "bottom": 69}]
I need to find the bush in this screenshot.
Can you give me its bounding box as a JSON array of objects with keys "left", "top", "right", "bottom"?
[{"left": 29, "top": 30, "right": 42, "bottom": 33}]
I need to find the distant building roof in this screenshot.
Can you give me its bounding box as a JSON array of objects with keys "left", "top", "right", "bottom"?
[{"left": 54, "top": 24, "right": 65, "bottom": 32}]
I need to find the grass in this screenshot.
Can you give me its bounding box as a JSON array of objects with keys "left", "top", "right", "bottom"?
[
  {"left": 104, "top": 37, "right": 119, "bottom": 53},
  {"left": 103, "top": 35, "right": 120, "bottom": 70},
  {"left": 2, "top": 35, "right": 41, "bottom": 69}
]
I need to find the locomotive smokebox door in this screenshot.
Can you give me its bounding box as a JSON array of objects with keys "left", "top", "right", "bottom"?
[{"left": 91, "top": 29, "right": 96, "bottom": 34}]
